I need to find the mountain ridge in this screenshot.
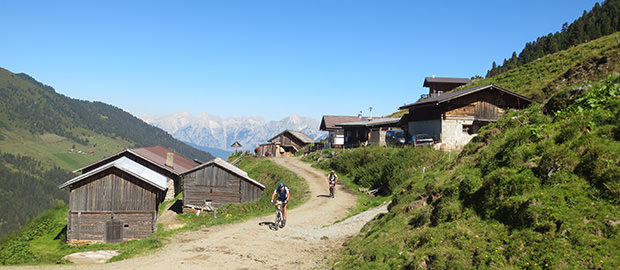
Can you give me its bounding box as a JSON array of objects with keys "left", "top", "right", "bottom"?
[{"left": 140, "top": 112, "right": 327, "bottom": 156}]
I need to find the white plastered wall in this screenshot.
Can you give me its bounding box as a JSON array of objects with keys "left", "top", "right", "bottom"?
[{"left": 439, "top": 117, "right": 476, "bottom": 151}]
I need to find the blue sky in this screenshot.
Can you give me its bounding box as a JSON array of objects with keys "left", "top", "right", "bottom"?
[{"left": 1, "top": 0, "right": 600, "bottom": 122}]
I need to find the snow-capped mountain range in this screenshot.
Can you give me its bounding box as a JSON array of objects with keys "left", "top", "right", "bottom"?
[{"left": 139, "top": 112, "right": 327, "bottom": 158}]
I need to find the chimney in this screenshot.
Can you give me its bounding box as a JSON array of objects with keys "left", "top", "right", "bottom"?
[
  {"left": 166, "top": 153, "right": 174, "bottom": 168},
  {"left": 368, "top": 106, "right": 373, "bottom": 121},
  {"left": 358, "top": 111, "right": 362, "bottom": 119}
]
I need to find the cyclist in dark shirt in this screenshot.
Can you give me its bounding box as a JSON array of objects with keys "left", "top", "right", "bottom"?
[
  {"left": 327, "top": 170, "right": 338, "bottom": 198},
  {"left": 271, "top": 182, "right": 290, "bottom": 225}
]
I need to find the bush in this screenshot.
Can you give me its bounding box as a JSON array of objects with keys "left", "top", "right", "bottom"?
[{"left": 316, "top": 146, "right": 447, "bottom": 195}]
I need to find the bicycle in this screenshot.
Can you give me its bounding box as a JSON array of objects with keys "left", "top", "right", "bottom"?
[
  {"left": 329, "top": 181, "right": 336, "bottom": 198},
  {"left": 272, "top": 200, "right": 285, "bottom": 230}
]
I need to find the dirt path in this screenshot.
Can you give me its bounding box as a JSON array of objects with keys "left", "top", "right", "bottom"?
[{"left": 9, "top": 157, "right": 387, "bottom": 270}]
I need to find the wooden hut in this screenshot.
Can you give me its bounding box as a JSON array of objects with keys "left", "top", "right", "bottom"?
[
  {"left": 72, "top": 145, "right": 201, "bottom": 200},
  {"left": 180, "top": 157, "right": 265, "bottom": 210},
  {"left": 263, "top": 130, "right": 315, "bottom": 157},
  {"left": 59, "top": 157, "right": 168, "bottom": 244},
  {"left": 422, "top": 76, "right": 470, "bottom": 98},
  {"left": 400, "top": 84, "right": 533, "bottom": 151}
]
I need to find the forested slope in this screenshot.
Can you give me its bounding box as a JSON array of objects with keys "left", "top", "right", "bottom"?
[
  {"left": 486, "top": 0, "right": 620, "bottom": 77},
  {"left": 0, "top": 152, "right": 72, "bottom": 236},
  {"left": 0, "top": 68, "right": 214, "bottom": 238}
]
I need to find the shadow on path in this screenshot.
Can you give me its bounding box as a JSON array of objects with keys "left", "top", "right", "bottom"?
[{"left": 259, "top": 221, "right": 283, "bottom": 231}]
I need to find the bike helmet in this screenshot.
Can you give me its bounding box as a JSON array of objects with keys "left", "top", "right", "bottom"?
[{"left": 278, "top": 182, "right": 284, "bottom": 188}]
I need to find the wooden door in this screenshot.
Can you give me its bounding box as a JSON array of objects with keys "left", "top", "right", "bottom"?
[{"left": 105, "top": 220, "right": 123, "bottom": 243}]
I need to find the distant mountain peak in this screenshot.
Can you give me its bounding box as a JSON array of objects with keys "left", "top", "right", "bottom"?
[{"left": 140, "top": 113, "right": 327, "bottom": 157}]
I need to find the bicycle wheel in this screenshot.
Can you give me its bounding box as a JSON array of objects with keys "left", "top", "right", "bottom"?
[{"left": 274, "top": 212, "right": 280, "bottom": 230}]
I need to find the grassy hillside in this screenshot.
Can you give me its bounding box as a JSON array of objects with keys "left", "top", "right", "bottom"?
[
  {"left": 467, "top": 32, "right": 620, "bottom": 102},
  {"left": 327, "top": 75, "right": 619, "bottom": 269},
  {"left": 0, "top": 67, "right": 214, "bottom": 169},
  {"left": 0, "top": 67, "right": 215, "bottom": 238}
]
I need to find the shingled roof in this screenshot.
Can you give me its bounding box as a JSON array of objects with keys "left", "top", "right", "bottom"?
[
  {"left": 269, "top": 130, "right": 315, "bottom": 144},
  {"left": 400, "top": 84, "right": 534, "bottom": 110},
  {"left": 423, "top": 77, "right": 470, "bottom": 87},
  {"left": 320, "top": 115, "right": 375, "bottom": 130},
  {"left": 72, "top": 145, "right": 201, "bottom": 176},
  {"left": 132, "top": 146, "right": 200, "bottom": 175},
  {"left": 60, "top": 156, "right": 168, "bottom": 190},
  {"left": 335, "top": 117, "right": 401, "bottom": 127},
  {"left": 182, "top": 157, "right": 265, "bottom": 189}
]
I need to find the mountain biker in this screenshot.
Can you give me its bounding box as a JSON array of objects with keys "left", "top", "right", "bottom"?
[
  {"left": 270, "top": 182, "right": 290, "bottom": 226},
  {"left": 327, "top": 170, "right": 338, "bottom": 198}
]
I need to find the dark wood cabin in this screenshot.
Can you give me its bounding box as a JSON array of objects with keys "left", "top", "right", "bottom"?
[
  {"left": 72, "top": 145, "right": 201, "bottom": 200},
  {"left": 258, "top": 142, "right": 277, "bottom": 157},
  {"left": 400, "top": 84, "right": 533, "bottom": 151},
  {"left": 180, "top": 157, "right": 265, "bottom": 210},
  {"left": 423, "top": 77, "right": 470, "bottom": 98},
  {"left": 59, "top": 157, "right": 168, "bottom": 244},
  {"left": 264, "top": 130, "right": 315, "bottom": 157}
]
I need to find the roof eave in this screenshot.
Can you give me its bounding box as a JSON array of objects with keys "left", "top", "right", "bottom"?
[{"left": 60, "top": 163, "right": 167, "bottom": 191}]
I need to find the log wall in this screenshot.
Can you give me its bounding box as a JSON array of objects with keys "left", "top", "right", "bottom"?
[
  {"left": 67, "top": 211, "right": 156, "bottom": 244},
  {"left": 66, "top": 167, "right": 163, "bottom": 244},
  {"left": 69, "top": 168, "right": 161, "bottom": 212},
  {"left": 183, "top": 164, "right": 263, "bottom": 208}
]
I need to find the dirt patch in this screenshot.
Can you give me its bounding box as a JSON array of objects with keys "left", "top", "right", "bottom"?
[
  {"left": 157, "top": 200, "right": 185, "bottom": 230},
  {"left": 543, "top": 52, "right": 620, "bottom": 98},
  {"left": 61, "top": 250, "right": 122, "bottom": 264}
]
